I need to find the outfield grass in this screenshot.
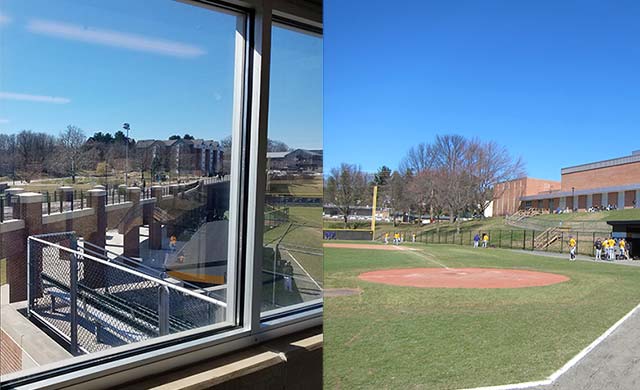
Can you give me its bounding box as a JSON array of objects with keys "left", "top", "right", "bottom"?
[
  {"left": 267, "top": 177, "right": 322, "bottom": 197},
  {"left": 324, "top": 243, "right": 640, "bottom": 389}
]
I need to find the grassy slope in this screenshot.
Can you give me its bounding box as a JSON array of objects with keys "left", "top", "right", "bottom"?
[
  {"left": 324, "top": 244, "right": 640, "bottom": 389},
  {"left": 534, "top": 208, "right": 640, "bottom": 222},
  {"left": 264, "top": 206, "right": 322, "bottom": 284}
]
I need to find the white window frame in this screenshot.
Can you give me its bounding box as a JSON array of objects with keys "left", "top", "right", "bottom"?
[{"left": 0, "top": 1, "right": 322, "bottom": 388}]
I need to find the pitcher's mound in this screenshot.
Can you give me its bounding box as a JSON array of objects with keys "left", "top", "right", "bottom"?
[{"left": 358, "top": 268, "right": 569, "bottom": 289}]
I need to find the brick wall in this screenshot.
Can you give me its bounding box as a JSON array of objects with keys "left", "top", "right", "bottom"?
[
  {"left": 106, "top": 204, "right": 133, "bottom": 230},
  {"left": 493, "top": 178, "right": 561, "bottom": 216},
  {"left": 561, "top": 160, "right": 640, "bottom": 191},
  {"left": 524, "top": 178, "right": 561, "bottom": 196},
  {"left": 624, "top": 190, "right": 635, "bottom": 208},
  {"left": 1, "top": 329, "right": 22, "bottom": 375},
  {"left": 493, "top": 178, "right": 526, "bottom": 216},
  {"left": 43, "top": 212, "right": 96, "bottom": 238}
]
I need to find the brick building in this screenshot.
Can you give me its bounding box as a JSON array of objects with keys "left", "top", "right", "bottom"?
[
  {"left": 136, "top": 138, "right": 224, "bottom": 177},
  {"left": 493, "top": 150, "right": 640, "bottom": 216}
]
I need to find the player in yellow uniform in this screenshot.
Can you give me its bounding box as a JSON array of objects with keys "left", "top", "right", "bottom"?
[
  {"left": 603, "top": 238, "right": 610, "bottom": 260},
  {"left": 608, "top": 238, "right": 616, "bottom": 260},
  {"left": 569, "top": 236, "right": 577, "bottom": 261},
  {"left": 619, "top": 238, "right": 627, "bottom": 260},
  {"left": 384, "top": 232, "right": 389, "bottom": 245},
  {"left": 482, "top": 233, "right": 489, "bottom": 248}
]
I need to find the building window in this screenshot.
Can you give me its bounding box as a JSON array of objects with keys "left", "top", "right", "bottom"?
[
  {"left": 0, "top": 0, "right": 321, "bottom": 386},
  {"left": 261, "top": 23, "right": 323, "bottom": 317}
]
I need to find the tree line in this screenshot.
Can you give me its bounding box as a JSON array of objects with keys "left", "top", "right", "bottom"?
[
  {"left": 0, "top": 127, "right": 212, "bottom": 184},
  {"left": 324, "top": 134, "right": 524, "bottom": 229}
]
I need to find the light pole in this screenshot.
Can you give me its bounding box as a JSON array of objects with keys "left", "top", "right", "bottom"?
[{"left": 123, "top": 123, "right": 130, "bottom": 186}]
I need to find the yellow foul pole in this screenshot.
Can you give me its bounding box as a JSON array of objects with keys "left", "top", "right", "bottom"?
[{"left": 371, "top": 185, "right": 378, "bottom": 241}]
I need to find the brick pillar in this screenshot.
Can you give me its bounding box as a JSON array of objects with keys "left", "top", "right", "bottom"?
[
  {"left": 9, "top": 192, "right": 42, "bottom": 303},
  {"left": 586, "top": 194, "right": 593, "bottom": 209},
  {"left": 8, "top": 188, "right": 24, "bottom": 218},
  {"left": 84, "top": 189, "right": 108, "bottom": 288},
  {"left": 636, "top": 190, "right": 640, "bottom": 208},
  {"left": 124, "top": 187, "right": 141, "bottom": 258},
  {"left": 149, "top": 186, "right": 163, "bottom": 250}
]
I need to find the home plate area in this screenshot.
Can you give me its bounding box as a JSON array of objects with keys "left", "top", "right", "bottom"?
[{"left": 358, "top": 267, "right": 570, "bottom": 289}]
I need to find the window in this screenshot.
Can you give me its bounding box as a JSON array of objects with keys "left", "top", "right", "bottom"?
[
  {"left": 0, "top": 0, "right": 321, "bottom": 386},
  {"left": 261, "top": 23, "right": 323, "bottom": 316}
]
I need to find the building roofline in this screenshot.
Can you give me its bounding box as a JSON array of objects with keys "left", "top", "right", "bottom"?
[{"left": 561, "top": 153, "right": 640, "bottom": 175}]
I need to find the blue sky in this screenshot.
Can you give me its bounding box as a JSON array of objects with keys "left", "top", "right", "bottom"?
[
  {"left": 325, "top": 0, "right": 640, "bottom": 180},
  {"left": 0, "top": 0, "right": 322, "bottom": 149}
]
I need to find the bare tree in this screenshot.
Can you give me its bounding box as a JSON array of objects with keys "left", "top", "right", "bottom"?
[
  {"left": 0, "top": 134, "right": 18, "bottom": 182},
  {"left": 58, "top": 125, "right": 87, "bottom": 183},
  {"left": 399, "top": 134, "right": 524, "bottom": 231},
  {"left": 15, "top": 130, "right": 56, "bottom": 182},
  {"left": 324, "top": 163, "right": 368, "bottom": 227}
]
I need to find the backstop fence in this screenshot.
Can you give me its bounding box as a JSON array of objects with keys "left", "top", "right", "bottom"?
[{"left": 27, "top": 232, "right": 227, "bottom": 355}]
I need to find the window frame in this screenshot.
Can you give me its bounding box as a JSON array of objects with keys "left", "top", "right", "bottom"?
[{"left": 0, "top": 0, "right": 322, "bottom": 388}]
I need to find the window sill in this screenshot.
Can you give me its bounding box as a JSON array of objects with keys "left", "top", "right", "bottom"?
[{"left": 120, "top": 326, "right": 322, "bottom": 389}]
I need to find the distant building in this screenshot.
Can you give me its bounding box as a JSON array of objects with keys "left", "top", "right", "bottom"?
[
  {"left": 267, "top": 149, "right": 322, "bottom": 172},
  {"left": 136, "top": 138, "right": 223, "bottom": 177},
  {"left": 494, "top": 150, "right": 640, "bottom": 215}
]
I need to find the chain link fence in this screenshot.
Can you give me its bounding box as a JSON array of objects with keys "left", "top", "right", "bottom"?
[
  {"left": 28, "top": 232, "right": 226, "bottom": 355},
  {"left": 410, "top": 229, "right": 634, "bottom": 259}
]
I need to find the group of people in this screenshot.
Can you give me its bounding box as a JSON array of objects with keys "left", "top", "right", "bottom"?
[
  {"left": 383, "top": 232, "right": 417, "bottom": 245},
  {"left": 593, "top": 237, "right": 629, "bottom": 261},
  {"left": 473, "top": 233, "right": 490, "bottom": 248},
  {"left": 587, "top": 204, "right": 618, "bottom": 212}
]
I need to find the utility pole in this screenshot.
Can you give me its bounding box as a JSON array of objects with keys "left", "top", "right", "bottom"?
[{"left": 123, "top": 123, "right": 130, "bottom": 186}]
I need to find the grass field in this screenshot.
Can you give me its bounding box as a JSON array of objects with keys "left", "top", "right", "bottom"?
[
  {"left": 267, "top": 177, "right": 322, "bottom": 197},
  {"left": 324, "top": 243, "right": 640, "bottom": 389},
  {"left": 264, "top": 206, "right": 323, "bottom": 284}
]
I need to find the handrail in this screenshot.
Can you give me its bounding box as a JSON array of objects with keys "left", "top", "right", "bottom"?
[
  {"left": 80, "top": 240, "right": 205, "bottom": 291},
  {"left": 28, "top": 235, "right": 227, "bottom": 308}
]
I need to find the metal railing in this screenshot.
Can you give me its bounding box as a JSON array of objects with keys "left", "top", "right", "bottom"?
[{"left": 28, "top": 232, "right": 226, "bottom": 355}]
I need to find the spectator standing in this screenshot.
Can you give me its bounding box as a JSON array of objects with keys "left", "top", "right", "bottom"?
[{"left": 283, "top": 261, "right": 294, "bottom": 292}]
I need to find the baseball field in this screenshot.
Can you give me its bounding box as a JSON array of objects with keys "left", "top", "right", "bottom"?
[{"left": 324, "top": 242, "right": 640, "bottom": 389}]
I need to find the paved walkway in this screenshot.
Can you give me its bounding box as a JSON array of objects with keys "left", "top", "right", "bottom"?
[
  {"left": 509, "top": 249, "right": 640, "bottom": 267},
  {"left": 531, "top": 307, "right": 640, "bottom": 390}
]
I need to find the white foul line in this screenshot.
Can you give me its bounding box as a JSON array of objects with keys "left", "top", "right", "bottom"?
[
  {"left": 283, "top": 248, "right": 323, "bottom": 291},
  {"left": 411, "top": 248, "right": 451, "bottom": 270},
  {"left": 459, "top": 300, "right": 640, "bottom": 390}
]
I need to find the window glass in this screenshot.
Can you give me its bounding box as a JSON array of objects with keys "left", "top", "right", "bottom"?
[
  {"left": 0, "top": 0, "right": 242, "bottom": 376},
  {"left": 262, "top": 25, "right": 323, "bottom": 315}
]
